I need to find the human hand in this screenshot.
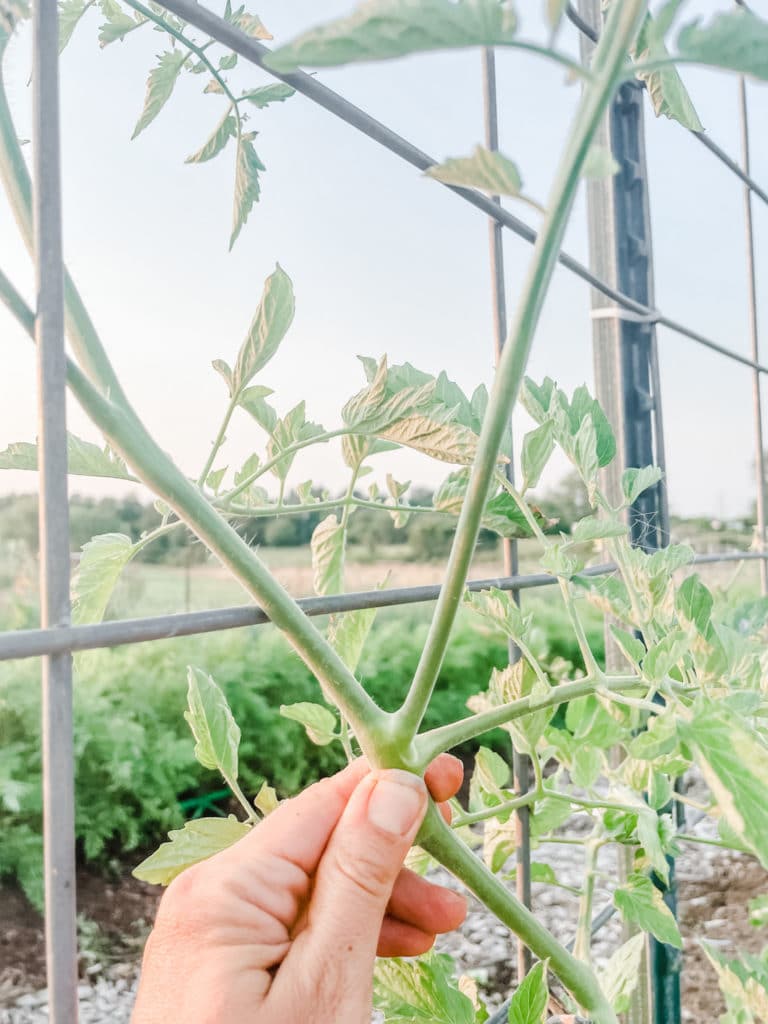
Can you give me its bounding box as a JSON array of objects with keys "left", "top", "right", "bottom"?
[{"left": 132, "top": 755, "right": 467, "bottom": 1024}]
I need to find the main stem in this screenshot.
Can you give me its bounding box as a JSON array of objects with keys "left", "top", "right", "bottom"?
[
  {"left": 395, "top": 0, "right": 648, "bottom": 743},
  {"left": 419, "top": 804, "right": 619, "bottom": 1024}
]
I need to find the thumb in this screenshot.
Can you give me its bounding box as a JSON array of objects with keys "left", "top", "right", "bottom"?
[{"left": 285, "top": 769, "right": 427, "bottom": 1002}]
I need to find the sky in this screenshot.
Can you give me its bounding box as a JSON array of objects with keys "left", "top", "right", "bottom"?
[{"left": 1, "top": 0, "right": 768, "bottom": 518}]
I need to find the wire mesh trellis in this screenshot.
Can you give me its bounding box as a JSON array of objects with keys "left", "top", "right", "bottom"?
[{"left": 3, "top": 0, "right": 767, "bottom": 1021}]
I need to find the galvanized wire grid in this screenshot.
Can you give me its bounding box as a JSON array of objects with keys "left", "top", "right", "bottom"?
[{"left": 7, "top": 0, "right": 767, "bottom": 1020}]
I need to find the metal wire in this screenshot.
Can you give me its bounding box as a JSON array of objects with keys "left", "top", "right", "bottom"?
[{"left": 0, "top": 550, "right": 763, "bottom": 662}]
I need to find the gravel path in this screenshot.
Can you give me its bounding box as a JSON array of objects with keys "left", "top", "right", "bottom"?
[{"left": 0, "top": 801, "right": 735, "bottom": 1023}]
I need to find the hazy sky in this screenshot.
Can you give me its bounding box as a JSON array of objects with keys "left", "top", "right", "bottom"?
[{"left": 1, "top": 0, "right": 767, "bottom": 518}]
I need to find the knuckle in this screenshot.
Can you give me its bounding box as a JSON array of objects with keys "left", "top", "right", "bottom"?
[{"left": 330, "top": 841, "right": 394, "bottom": 902}]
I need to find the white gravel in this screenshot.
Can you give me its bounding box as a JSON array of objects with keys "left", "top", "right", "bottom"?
[{"left": 0, "top": 795, "right": 728, "bottom": 1024}]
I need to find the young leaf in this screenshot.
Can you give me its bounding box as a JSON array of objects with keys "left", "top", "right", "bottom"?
[
  {"left": 186, "top": 111, "right": 237, "bottom": 164},
  {"left": 59, "top": 0, "right": 87, "bottom": 51},
  {"left": 521, "top": 421, "right": 554, "bottom": 491},
  {"left": 571, "top": 515, "right": 626, "bottom": 543},
  {"left": 630, "top": 10, "right": 703, "bottom": 131},
  {"left": 642, "top": 629, "right": 688, "bottom": 681},
  {"left": 267, "top": 0, "right": 518, "bottom": 72},
  {"left": 232, "top": 265, "right": 295, "bottom": 394},
  {"left": 508, "top": 958, "right": 548, "bottom": 1024},
  {"left": 614, "top": 873, "right": 682, "bottom": 948},
  {"left": 184, "top": 667, "right": 241, "bottom": 783},
  {"left": 231, "top": 9, "right": 271, "bottom": 39},
  {"left": 328, "top": 606, "right": 376, "bottom": 673},
  {"left": 132, "top": 50, "right": 186, "bottom": 139},
  {"left": 483, "top": 491, "right": 550, "bottom": 539},
  {"left": 597, "top": 933, "right": 646, "bottom": 1014},
  {"left": 280, "top": 702, "right": 338, "bottom": 746},
  {"left": 676, "top": 574, "right": 713, "bottom": 634},
  {"left": 253, "top": 782, "right": 279, "bottom": 816},
  {"left": 678, "top": 701, "right": 768, "bottom": 869},
  {"left": 241, "top": 83, "right": 296, "bottom": 108},
  {"left": 609, "top": 625, "right": 645, "bottom": 667},
  {"left": 97, "top": 0, "right": 139, "bottom": 46},
  {"left": 311, "top": 514, "right": 345, "bottom": 596},
  {"left": 230, "top": 132, "right": 266, "bottom": 249},
  {"left": 676, "top": 8, "right": 768, "bottom": 82},
  {"left": 465, "top": 587, "right": 530, "bottom": 643},
  {"left": 132, "top": 816, "right": 250, "bottom": 885},
  {"left": 239, "top": 386, "right": 278, "bottom": 433},
  {"left": 582, "top": 145, "right": 620, "bottom": 179},
  {"left": 426, "top": 146, "right": 523, "bottom": 198},
  {"left": 374, "top": 952, "right": 475, "bottom": 1024},
  {"left": 72, "top": 533, "right": 135, "bottom": 625},
  {"left": 622, "top": 465, "right": 663, "bottom": 506},
  {"left": 212, "top": 358, "right": 235, "bottom": 395},
  {"left": 0, "top": 434, "right": 134, "bottom": 480}
]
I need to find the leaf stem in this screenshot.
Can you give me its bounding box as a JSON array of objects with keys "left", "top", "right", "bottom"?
[
  {"left": 414, "top": 675, "right": 642, "bottom": 765},
  {"left": 395, "top": 0, "right": 648, "bottom": 744},
  {"left": 199, "top": 395, "right": 238, "bottom": 486}
]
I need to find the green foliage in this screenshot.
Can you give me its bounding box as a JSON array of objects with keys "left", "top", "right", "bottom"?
[
  {"left": 72, "top": 533, "right": 136, "bottom": 625},
  {"left": 0, "top": 433, "right": 134, "bottom": 480},
  {"left": 374, "top": 951, "right": 478, "bottom": 1024},
  {"left": 133, "top": 816, "right": 250, "bottom": 885},
  {"left": 507, "top": 959, "right": 548, "bottom": 1024},
  {"left": 267, "top": 0, "right": 518, "bottom": 72}
]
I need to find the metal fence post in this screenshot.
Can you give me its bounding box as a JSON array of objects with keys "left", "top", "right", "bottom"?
[
  {"left": 578, "top": 3, "right": 679, "bottom": 1024},
  {"left": 32, "top": 0, "right": 79, "bottom": 1019},
  {"left": 738, "top": 75, "right": 768, "bottom": 596},
  {"left": 482, "top": 46, "right": 532, "bottom": 981}
]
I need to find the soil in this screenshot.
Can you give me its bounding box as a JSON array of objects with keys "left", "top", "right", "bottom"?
[
  {"left": 0, "top": 869, "right": 159, "bottom": 1006},
  {"left": 1, "top": 849, "right": 766, "bottom": 1017}
]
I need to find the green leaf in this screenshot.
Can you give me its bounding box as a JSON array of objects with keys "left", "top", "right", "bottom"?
[
  {"left": 280, "top": 701, "right": 338, "bottom": 746},
  {"left": 598, "top": 933, "right": 646, "bottom": 1014},
  {"left": 230, "top": 132, "right": 265, "bottom": 249},
  {"left": 239, "top": 385, "right": 277, "bottom": 433},
  {"left": 72, "top": 533, "right": 135, "bottom": 625},
  {"left": 186, "top": 110, "right": 236, "bottom": 164},
  {"left": 508, "top": 959, "right": 548, "bottom": 1024},
  {"left": 374, "top": 952, "right": 476, "bottom": 1024},
  {"left": 426, "top": 146, "right": 523, "bottom": 198},
  {"left": 610, "top": 625, "right": 645, "bottom": 667},
  {"left": 253, "top": 782, "right": 279, "bottom": 816},
  {"left": 311, "top": 514, "right": 345, "bottom": 596},
  {"left": 381, "top": 410, "right": 479, "bottom": 465},
  {"left": 212, "top": 358, "right": 235, "bottom": 395},
  {"left": 582, "top": 144, "right": 620, "bottom": 179},
  {"left": 631, "top": 10, "right": 703, "bottom": 131},
  {"left": 614, "top": 873, "right": 682, "bottom": 948},
  {"left": 571, "top": 515, "right": 626, "bottom": 543},
  {"left": 622, "top": 465, "right": 663, "bottom": 506},
  {"left": 678, "top": 701, "right": 768, "bottom": 869},
  {"left": 521, "top": 421, "right": 554, "bottom": 490},
  {"left": 132, "top": 816, "right": 250, "bottom": 885},
  {"left": 636, "top": 808, "right": 671, "bottom": 885},
  {"left": 627, "top": 713, "right": 677, "bottom": 761},
  {"left": 676, "top": 574, "right": 713, "bottom": 634},
  {"left": 642, "top": 628, "right": 688, "bottom": 682},
  {"left": 465, "top": 587, "right": 529, "bottom": 643},
  {"left": 0, "top": 434, "right": 134, "bottom": 480},
  {"left": 676, "top": 8, "right": 768, "bottom": 82},
  {"left": 231, "top": 9, "right": 271, "bottom": 39},
  {"left": 232, "top": 265, "right": 295, "bottom": 394},
  {"left": 97, "top": 0, "right": 138, "bottom": 46},
  {"left": 132, "top": 50, "right": 186, "bottom": 139},
  {"left": 206, "top": 466, "right": 227, "bottom": 493},
  {"left": 241, "top": 83, "right": 296, "bottom": 108},
  {"left": 521, "top": 377, "right": 556, "bottom": 423},
  {"left": 267, "top": 0, "right": 518, "bottom": 72},
  {"left": 59, "top": 0, "right": 87, "bottom": 51},
  {"left": 267, "top": 401, "right": 326, "bottom": 481},
  {"left": 184, "top": 667, "right": 241, "bottom": 782},
  {"left": 328, "top": 606, "right": 376, "bottom": 673},
  {"left": 483, "top": 491, "right": 550, "bottom": 539}
]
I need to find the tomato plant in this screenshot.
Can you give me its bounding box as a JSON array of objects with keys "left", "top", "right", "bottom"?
[{"left": 2, "top": 2, "right": 768, "bottom": 1021}]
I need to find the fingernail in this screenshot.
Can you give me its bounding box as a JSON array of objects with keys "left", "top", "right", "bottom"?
[{"left": 367, "top": 770, "right": 427, "bottom": 836}]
